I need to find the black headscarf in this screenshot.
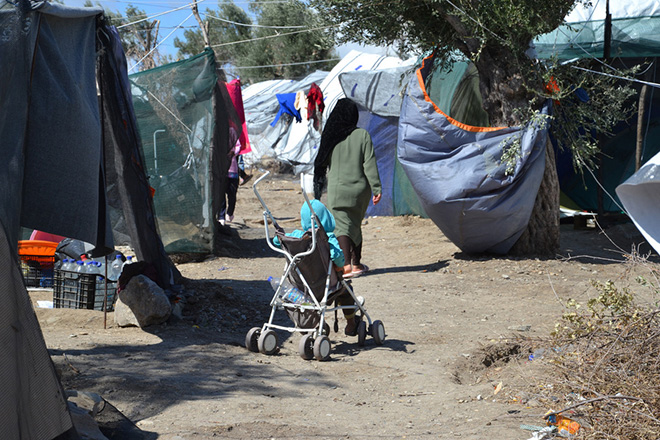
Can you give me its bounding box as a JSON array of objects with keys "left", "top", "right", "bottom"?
[{"left": 313, "top": 98, "right": 359, "bottom": 199}]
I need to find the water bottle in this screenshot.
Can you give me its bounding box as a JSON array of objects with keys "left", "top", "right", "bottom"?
[
  {"left": 95, "top": 260, "right": 106, "bottom": 277},
  {"left": 60, "top": 258, "right": 71, "bottom": 272},
  {"left": 108, "top": 255, "right": 123, "bottom": 282},
  {"left": 125, "top": 255, "right": 134, "bottom": 265},
  {"left": 84, "top": 261, "right": 98, "bottom": 274},
  {"left": 94, "top": 262, "right": 107, "bottom": 293},
  {"left": 281, "top": 285, "right": 308, "bottom": 304},
  {"left": 268, "top": 276, "right": 280, "bottom": 292},
  {"left": 74, "top": 260, "right": 86, "bottom": 273}
]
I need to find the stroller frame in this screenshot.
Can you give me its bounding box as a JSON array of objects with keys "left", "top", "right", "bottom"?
[{"left": 245, "top": 172, "right": 385, "bottom": 361}]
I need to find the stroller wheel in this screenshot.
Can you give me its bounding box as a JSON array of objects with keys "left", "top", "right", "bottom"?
[
  {"left": 371, "top": 320, "right": 386, "bottom": 345},
  {"left": 258, "top": 329, "right": 279, "bottom": 355},
  {"left": 323, "top": 322, "right": 331, "bottom": 336},
  {"left": 313, "top": 335, "right": 331, "bottom": 361},
  {"left": 357, "top": 320, "right": 367, "bottom": 347},
  {"left": 298, "top": 334, "right": 315, "bottom": 360},
  {"left": 245, "top": 327, "right": 261, "bottom": 352}
]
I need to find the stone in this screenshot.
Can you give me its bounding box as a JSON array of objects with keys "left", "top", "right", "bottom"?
[{"left": 114, "top": 275, "right": 171, "bottom": 328}]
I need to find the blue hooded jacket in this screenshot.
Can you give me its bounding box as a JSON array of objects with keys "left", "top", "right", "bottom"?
[{"left": 273, "top": 199, "right": 345, "bottom": 267}]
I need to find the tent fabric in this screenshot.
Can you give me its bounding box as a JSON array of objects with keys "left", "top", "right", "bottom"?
[
  {"left": 535, "top": 1, "right": 660, "bottom": 59},
  {"left": 338, "top": 57, "right": 486, "bottom": 218},
  {"left": 18, "top": 2, "right": 114, "bottom": 255},
  {"left": 243, "top": 71, "right": 328, "bottom": 168},
  {"left": 98, "top": 25, "right": 181, "bottom": 286},
  {"left": 0, "top": 1, "right": 106, "bottom": 438},
  {"left": 339, "top": 66, "right": 412, "bottom": 118},
  {"left": 616, "top": 151, "right": 660, "bottom": 256},
  {"left": 397, "top": 53, "right": 550, "bottom": 254}
]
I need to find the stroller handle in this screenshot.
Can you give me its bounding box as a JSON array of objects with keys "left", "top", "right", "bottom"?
[{"left": 252, "top": 171, "right": 319, "bottom": 262}]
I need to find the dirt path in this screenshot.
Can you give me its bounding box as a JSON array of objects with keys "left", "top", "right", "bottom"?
[{"left": 33, "top": 174, "right": 657, "bottom": 439}]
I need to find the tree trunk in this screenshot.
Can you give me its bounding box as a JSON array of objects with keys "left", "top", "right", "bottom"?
[
  {"left": 472, "top": 48, "right": 561, "bottom": 256},
  {"left": 509, "top": 137, "right": 560, "bottom": 256}
]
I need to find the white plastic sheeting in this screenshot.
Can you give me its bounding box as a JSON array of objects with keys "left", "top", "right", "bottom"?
[
  {"left": 616, "top": 152, "right": 660, "bottom": 255},
  {"left": 243, "top": 51, "right": 413, "bottom": 174}
]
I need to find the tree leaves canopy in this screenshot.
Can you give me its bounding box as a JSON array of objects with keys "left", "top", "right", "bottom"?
[{"left": 173, "top": 1, "right": 253, "bottom": 63}]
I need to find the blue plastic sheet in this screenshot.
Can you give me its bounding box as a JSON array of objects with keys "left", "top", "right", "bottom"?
[{"left": 397, "top": 54, "right": 550, "bottom": 254}]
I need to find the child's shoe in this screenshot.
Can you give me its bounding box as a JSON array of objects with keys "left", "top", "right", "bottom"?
[{"left": 344, "top": 315, "right": 360, "bottom": 336}]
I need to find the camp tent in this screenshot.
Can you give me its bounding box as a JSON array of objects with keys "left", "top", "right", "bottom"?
[
  {"left": 396, "top": 53, "right": 551, "bottom": 254},
  {"left": 243, "top": 70, "right": 328, "bottom": 168},
  {"left": 1, "top": 1, "right": 179, "bottom": 437},
  {"left": 337, "top": 53, "right": 492, "bottom": 218},
  {"left": 535, "top": 1, "right": 660, "bottom": 213},
  {"left": 535, "top": 0, "right": 660, "bottom": 60}
]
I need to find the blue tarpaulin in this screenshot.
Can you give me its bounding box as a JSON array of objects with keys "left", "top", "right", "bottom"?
[{"left": 397, "top": 53, "right": 551, "bottom": 254}]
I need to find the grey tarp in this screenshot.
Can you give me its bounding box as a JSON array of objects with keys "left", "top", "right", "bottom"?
[
  {"left": 19, "top": 2, "right": 114, "bottom": 252},
  {"left": 0, "top": 1, "right": 105, "bottom": 438},
  {"left": 397, "top": 53, "right": 550, "bottom": 254}
]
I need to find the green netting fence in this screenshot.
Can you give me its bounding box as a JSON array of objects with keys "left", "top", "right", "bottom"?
[{"left": 129, "top": 49, "right": 222, "bottom": 253}]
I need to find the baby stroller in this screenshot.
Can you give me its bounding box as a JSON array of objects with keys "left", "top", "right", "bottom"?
[{"left": 245, "top": 172, "right": 386, "bottom": 361}]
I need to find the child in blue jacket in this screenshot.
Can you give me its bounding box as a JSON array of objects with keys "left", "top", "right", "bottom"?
[{"left": 274, "top": 199, "right": 360, "bottom": 335}]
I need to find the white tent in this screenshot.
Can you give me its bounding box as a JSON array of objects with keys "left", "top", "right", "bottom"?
[
  {"left": 243, "top": 71, "right": 328, "bottom": 167},
  {"left": 243, "top": 50, "right": 413, "bottom": 174}
]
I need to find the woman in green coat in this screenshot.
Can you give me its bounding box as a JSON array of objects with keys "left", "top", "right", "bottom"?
[{"left": 313, "top": 98, "right": 382, "bottom": 279}]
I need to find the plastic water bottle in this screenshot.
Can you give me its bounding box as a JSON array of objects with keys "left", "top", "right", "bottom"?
[
  {"left": 268, "top": 276, "right": 280, "bottom": 292},
  {"left": 60, "top": 258, "right": 72, "bottom": 272},
  {"left": 282, "top": 285, "right": 308, "bottom": 304},
  {"left": 84, "top": 261, "right": 97, "bottom": 274},
  {"left": 93, "top": 262, "right": 107, "bottom": 293},
  {"left": 74, "top": 260, "right": 86, "bottom": 273},
  {"left": 108, "top": 255, "right": 123, "bottom": 282},
  {"left": 125, "top": 255, "right": 134, "bottom": 265}
]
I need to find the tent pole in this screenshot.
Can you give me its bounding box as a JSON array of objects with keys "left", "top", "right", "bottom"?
[
  {"left": 636, "top": 84, "right": 649, "bottom": 171},
  {"left": 603, "top": 0, "right": 612, "bottom": 60}
]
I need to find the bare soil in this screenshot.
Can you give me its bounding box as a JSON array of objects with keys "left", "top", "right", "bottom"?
[{"left": 31, "top": 174, "right": 659, "bottom": 439}]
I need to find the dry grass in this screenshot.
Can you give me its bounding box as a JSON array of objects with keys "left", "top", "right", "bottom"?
[{"left": 521, "top": 246, "right": 660, "bottom": 439}]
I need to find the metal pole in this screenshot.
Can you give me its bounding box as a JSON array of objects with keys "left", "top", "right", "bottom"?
[{"left": 153, "top": 129, "right": 166, "bottom": 176}]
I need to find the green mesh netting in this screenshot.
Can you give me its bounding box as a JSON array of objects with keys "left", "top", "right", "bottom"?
[
  {"left": 535, "top": 16, "right": 660, "bottom": 60},
  {"left": 130, "top": 49, "right": 218, "bottom": 253}
]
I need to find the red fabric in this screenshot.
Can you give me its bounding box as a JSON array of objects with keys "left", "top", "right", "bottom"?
[
  {"left": 307, "top": 83, "right": 324, "bottom": 119},
  {"left": 545, "top": 77, "right": 561, "bottom": 105},
  {"left": 225, "top": 79, "right": 252, "bottom": 154}
]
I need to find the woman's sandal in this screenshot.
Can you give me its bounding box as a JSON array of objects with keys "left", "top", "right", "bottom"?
[{"left": 351, "top": 264, "right": 370, "bottom": 277}]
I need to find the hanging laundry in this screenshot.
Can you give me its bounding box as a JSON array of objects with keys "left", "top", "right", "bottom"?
[
  {"left": 270, "top": 93, "right": 302, "bottom": 126},
  {"left": 307, "top": 82, "right": 324, "bottom": 131},
  {"left": 225, "top": 79, "right": 252, "bottom": 154}
]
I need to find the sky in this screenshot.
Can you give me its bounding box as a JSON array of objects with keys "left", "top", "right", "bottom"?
[{"left": 61, "top": 0, "right": 388, "bottom": 62}]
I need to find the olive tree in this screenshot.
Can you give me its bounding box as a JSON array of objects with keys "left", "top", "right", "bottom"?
[{"left": 311, "top": 0, "right": 636, "bottom": 255}]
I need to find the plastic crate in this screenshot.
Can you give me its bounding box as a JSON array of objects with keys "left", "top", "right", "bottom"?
[
  {"left": 53, "top": 269, "right": 117, "bottom": 311},
  {"left": 18, "top": 240, "right": 57, "bottom": 288}
]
